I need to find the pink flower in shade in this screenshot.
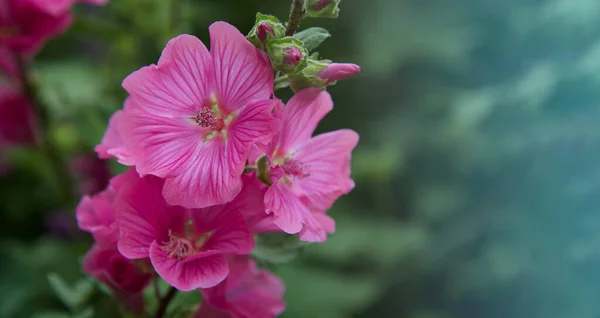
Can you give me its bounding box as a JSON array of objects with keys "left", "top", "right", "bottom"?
[
  {"left": 263, "top": 88, "right": 358, "bottom": 242},
  {"left": 75, "top": 170, "right": 132, "bottom": 245},
  {"left": 95, "top": 98, "right": 136, "bottom": 166},
  {"left": 120, "top": 22, "right": 277, "bottom": 209},
  {"left": 317, "top": 63, "right": 360, "bottom": 84},
  {"left": 115, "top": 170, "right": 255, "bottom": 291},
  {"left": 0, "top": 89, "right": 36, "bottom": 147},
  {"left": 83, "top": 243, "right": 151, "bottom": 313},
  {"left": 0, "top": 0, "right": 71, "bottom": 53},
  {"left": 197, "top": 256, "right": 286, "bottom": 318}
]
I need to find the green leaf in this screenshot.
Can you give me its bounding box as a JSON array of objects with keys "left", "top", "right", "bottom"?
[
  {"left": 47, "top": 274, "right": 94, "bottom": 312},
  {"left": 294, "top": 27, "right": 331, "bottom": 52},
  {"left": 252, "top": 233, "right": 307, "bottom": 264}
]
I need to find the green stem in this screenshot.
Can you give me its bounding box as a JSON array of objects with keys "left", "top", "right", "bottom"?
[
  {"left": 15, "top": 53, "right": 74, "bottom": 202},
  {"left": 154, "top": 286, "right": 177, "bottom": 318},
  {"left": 285, "top": 0, "right": 306, "bottom": 36}
]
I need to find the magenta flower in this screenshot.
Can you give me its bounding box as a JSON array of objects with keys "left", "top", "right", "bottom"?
[
  {"left": 197, "top": 256, "right": 285, "bottom": 318},
  {"left": 0, "top": 88, "right": 36, "bottom": 147},
  {"left": 263, "top": 88, "right": 358, "bottom": 242},
  {"left": 317, "top": 63, "right": 361, "bottom": 84},
  {"left": 120, "top": 22, "right": 277, "bottom": 208},
  {"left": 0, "top": 0, "right": 106, "bottom": 54},
  {"left": 234, "top": 174, "right": 279, "bottom": 234},
  {"left": 115, "top": 170, "right": 255, "bottom": 291},
  {"left": 83, "top": 243, "right": 151, "bottom": 313},
  {"left": 95, "top": 98, "right": 136, "bottom": 166}
]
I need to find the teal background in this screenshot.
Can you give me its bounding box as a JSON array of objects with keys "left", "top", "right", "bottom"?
[{"left": 2, "top": 0, "right": 600, "bottom": 317}]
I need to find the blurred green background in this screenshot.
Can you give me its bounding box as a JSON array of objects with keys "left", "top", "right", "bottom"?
[{"left": 2, "top": 0, "right": 600, "bottom": 317}]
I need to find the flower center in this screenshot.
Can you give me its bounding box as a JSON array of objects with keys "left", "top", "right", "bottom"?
[
  {"left": 282, "top": 159, "right": 310, "bottom": 180},
  {"left": 161, "top": 229, "right": 213, "bottom": 261},
  {"left": 194, "top": 107, "right": 219, "bottom": 128}
]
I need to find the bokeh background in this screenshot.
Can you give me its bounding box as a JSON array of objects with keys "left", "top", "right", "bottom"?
[{"left": 2, "top": 0, "right": 600, "bottom": 317}]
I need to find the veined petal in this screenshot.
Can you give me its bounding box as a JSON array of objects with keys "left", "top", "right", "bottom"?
[
  {"left": 201, "top": 210, "right": 254, "bottom": 255},
  {"left": 162, "top": 139, "right": 242, "bottom": 208},
  {"left": 150, "top": 241, "right": 228, "bottom": 291},
  {"left": 294, "top": 129, "right": 359, "bottom": 210},
  {"left": 116, "top": 174, "right": 184, "bottom": 259},
  {"left": 120, "top": 107, "right": 203, "bottom": 178},
  {"left": 268, "top": 89, "right": 333, "bottom": 157},
  {"left": 227, "top": 99, "right": 279, "bottom": 167},
  {"left": 209, "top": 22, "right": 273, "bottom": 112},
  {"left": 264, "top": 181, "right": 318, "bottom": 235},
  {"left": 298, "top": 212, "right": 335, "bottom": 243},
  {"left": 122, "top": 34, "right": 214, "bottom": 118},
  {"left": 95, "top": 109, "right": 135, "bottom": 166}
]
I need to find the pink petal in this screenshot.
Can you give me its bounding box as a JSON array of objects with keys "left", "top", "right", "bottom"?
[
  {"left": 294, "top": 129, "right": 359, "bottom": 210},
  {"left": 122, "top": 34, "right": 213, "bottom": 118},
  {"left": 95, "top": 109, "right": 135, "bottom": 166},
  {"left": 27, "top": 0, "right": 75, "bottom": 16},
  {"left": 200, "top": 210, "right": 254, "bottom": 255},
  {"left": 120, "top": 106, "right": 202, "bottom": 178},
  {"left": 298, "top": 212, "right": 335, "bottom": 242},
  {"left": 75, "top": 187, "right": 118, "bottom": 244},
  {"left": 162, "top": 139, "right": 241, "bottom": 208},
  {"left": 149, "top": 241, "right": 228, "bottom": 291},
  {"left": 234, "top": 175, "right": 277, "bottom": 233},
  {"left": 268, "top": 89, "right": 333, "bottom": 157},
  {"left": 209, "top": 21, "right": 273, "bottom": 112},
  {"left": 227, "top": 99, "right": 278, "bottom": 167},
  {"left": 264, "top": 181, "right": 318, "bottom": 235},
  {"left": 116, "top": 174, "right": 184, "bottom": 259},
  {"left": 317, "top": 63, "right": 361, "bottom": 84}
]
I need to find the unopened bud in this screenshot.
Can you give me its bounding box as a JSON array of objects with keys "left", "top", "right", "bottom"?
[
  {"left": 247, "top": 13, "right": 285, "bottom": 50},
  {"left": 257, "top": 23, "right": 274, "bottom": 42},
  {"left": 307, "top": 0, "right": 340, "bottom": 18},
  {"left": 267, "top": 37, "right": 308, "bottom": 74},
  {"left": 317, "top": 63, "right": 360, "bottom": 84},
  {"left": 288, "top": 59, "right": 329, "bottom": 92}
]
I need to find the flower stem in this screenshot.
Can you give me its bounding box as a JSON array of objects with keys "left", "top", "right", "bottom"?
[
  {"left": 154, "top": 286, "right": 178, "bottom": 318},
  {"left": 14, "top": 53, "right": 74, "bottom": 202},
  {"left": 285, "top": 0, "right": 306, "bottom": 36}
]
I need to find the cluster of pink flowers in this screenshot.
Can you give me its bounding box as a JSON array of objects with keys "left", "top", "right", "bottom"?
[
  {"left": 78, "top": 21, "right": 359, "bottom": 317},
  {"left": 0, "top": 0, "right": 106, "bottom": 172}
]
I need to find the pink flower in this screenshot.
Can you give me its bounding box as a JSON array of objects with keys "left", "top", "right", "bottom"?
[
  {"left": 120, "top": 22, "right": 276, "bottom": 208},
  {"left": 95, "top": 98, "right": 136, "bottom": 166},
  {"left": 75, "top": 170, "right": 131, "bottom": 245},
  {"left": 197, "top": 256, "right": 285, "bottom": 318},
  {"left": 0, "top": 0, "right": 106, "bottom": 54},
  {"left": 0, "top": 88, "right": 36, "bottom": 147},
  {"left": 115, "top": 170, "right": 255, "bottom": 291},
  {"left": 234, "top": 175, "right": 279, "bottom": 234},
  {"left": 317, "top": 63, "right": 360, "bottom": 84},
  {"left": 82, "top": 243, "right": 151, "bottom": 313},
  {"left": 263, "top": 88, "right": 358, "bottom": 242},
  {"left": 0, "top": 0, "right": 71, "bottom": 53}
]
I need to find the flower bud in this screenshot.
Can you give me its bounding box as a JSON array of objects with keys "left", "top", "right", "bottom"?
[
  {"left": 317, "top": 63, "right": 360, "bottom": 84},
  {"left": 247, "top": 13, "right": 285, "bottom": 50},
  {"left": 306, "top": 0, "right": 340, "bottom": 18},
  {"left": 288, "top": 59, "right": 329, "bottom": 92},
  {"left": 267, "top": 37, "right": 308, "bottom": 74}
]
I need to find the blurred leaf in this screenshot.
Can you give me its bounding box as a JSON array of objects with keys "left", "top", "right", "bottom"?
[
  {"left": 252, "top": 233, "right": 307, "bottom": 264},
  {"left": 47, "top": 274, "right": 94, "bottom": 312},
  {"left": 295, "top": 27, "right": 331, "bottom": 52}
]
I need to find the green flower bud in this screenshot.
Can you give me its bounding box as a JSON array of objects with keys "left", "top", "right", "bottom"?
[
  {"left": 288, "top": 58, "right": 329, "bottom": 92},
  {"left": 247, "top": 13, "right": 285, "bottom": 50},
  {"left": 267, "top": 37, "right": 308, "bottom": 74},
  {"left": 306, "top": 0, "right": 340, "bottom": 18}
]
